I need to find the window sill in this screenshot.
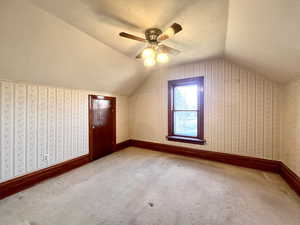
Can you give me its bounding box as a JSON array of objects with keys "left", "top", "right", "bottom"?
[{"left": 166, "top": 136, "right": 206, "bottom": 145}]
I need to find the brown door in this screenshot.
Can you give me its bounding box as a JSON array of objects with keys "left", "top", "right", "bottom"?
[{"left": 89, "top": 95, "right": 116, "bottom": 160}]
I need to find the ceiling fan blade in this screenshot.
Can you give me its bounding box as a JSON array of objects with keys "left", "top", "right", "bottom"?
[
  {"left": 136, "top": 51, "right": 143, "bottom": 59},
  {"left": 171, "top": 23, "right": 183, "bottom": 34},
  {"left": 159, "top": 44, "right": 181, "bottom": 55},
  {"left": 119, "top": 32, "right": 146, "bottom": 43},
  {"left": 158, "top": 23, "right": 183, "bottom": 41}
]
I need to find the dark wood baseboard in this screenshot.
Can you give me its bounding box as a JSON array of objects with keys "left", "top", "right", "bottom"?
[
  {"left": 1, "top": 139, "right": 299, "bottom": 199},
  {"left": 131, "top": 140, "right": 281, "bottom": 173},
  {"left": 0, "top": 139, "right": 132, "bottom": 200},
  {"left": 0, "top": 155, "right": 90, "bottom": 200},
  {"left": 280, "top": 162, "right": 300, "bottom": 196},
  {"left": 115, "top": 140, "right": 132, "bottom": 151},
  {"left": 131, "top": 139, "right": 300, "bottom": 196}
]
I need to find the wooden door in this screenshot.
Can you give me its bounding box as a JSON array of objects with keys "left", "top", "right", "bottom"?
[{"left": 89, "top": 95, "right": 116, "bottom": 160}]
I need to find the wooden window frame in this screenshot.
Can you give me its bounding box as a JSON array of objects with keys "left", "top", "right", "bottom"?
[{"left": 167, "top": 77, "right": 205, "bottom": 145}]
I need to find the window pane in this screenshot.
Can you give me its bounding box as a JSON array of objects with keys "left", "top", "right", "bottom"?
[
  {"left": 174, "top": 85, "right": 198, "bottom": 110},
  {"left": 174, "top": 111, "right": 197, "bottom": 137}
]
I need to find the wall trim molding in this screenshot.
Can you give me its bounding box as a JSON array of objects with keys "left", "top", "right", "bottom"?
[
  {"left": 1, "top": 139, "right": 298, "bottom": 199},
  {"left": 0, "top": 140, "right": 131, "bottom": 200},
  {"left": 130, "top": 139, "right": 300, "bottom": 196},
  {"left": 0, "top": 155, "right": 89, "bottom": 200},
  {"left": 131, "top": 140, "right": 281, "bottom": 172},
  {"left": 280, "top": 162, "right": 300, "bottom": 196},
  {"left": 115, "top": 140, "right": 132, "bottom": 151}
]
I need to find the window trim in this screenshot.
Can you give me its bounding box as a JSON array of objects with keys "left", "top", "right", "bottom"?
[{"left": 167, "top": 77, "right": 205, "bottom": 145}]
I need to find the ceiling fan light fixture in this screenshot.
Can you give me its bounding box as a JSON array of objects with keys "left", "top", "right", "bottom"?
[
  {"left": 144, "top": 57, "right": 156, "bottom": 67},
  {"left": 165, "top": 27, "right": 175, "bottom": 38},
  {"left": 157, "top": 53, "right": 169, "bottom": 64},
  {"left": 119, "top": 22, "right": 182, "bottom": 65},
  {"left": 142, "top": 47, "right": 156, "bottom": 59}
]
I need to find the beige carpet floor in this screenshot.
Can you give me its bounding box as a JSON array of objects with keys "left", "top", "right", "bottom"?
[{"left": 0, "top": 147, "right": 299, "bottom": 225}]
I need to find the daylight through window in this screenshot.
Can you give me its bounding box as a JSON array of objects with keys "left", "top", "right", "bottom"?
[{"left": 167, "top": 77, "right": 205, "bottom": 144}]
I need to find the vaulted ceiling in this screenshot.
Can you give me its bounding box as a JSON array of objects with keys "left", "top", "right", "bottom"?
[
  {"left": 31, "top": 0, "right": 229, "bottom": 63},
  {"left": 226, "top": 0, "right": 300, "bottom": 83},
  {"left": 0, "top": 0, "right": 299, "bottom": 95}
]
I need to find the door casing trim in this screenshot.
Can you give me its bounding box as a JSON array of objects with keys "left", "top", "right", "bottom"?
[{"left": 88, "top": 95, "right": 116, "bottom": 161}]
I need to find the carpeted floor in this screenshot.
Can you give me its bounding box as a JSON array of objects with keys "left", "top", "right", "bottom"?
[{"left": 0, "top": 147, "right": 299, "bottom": 225}]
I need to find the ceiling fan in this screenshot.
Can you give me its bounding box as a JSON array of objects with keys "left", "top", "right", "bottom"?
[{"left": 119, "top": 23, "right": 183, "bottom": 66}]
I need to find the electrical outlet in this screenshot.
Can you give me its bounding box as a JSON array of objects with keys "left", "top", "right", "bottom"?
[{"left": 44, "top": 154, "right": 49, "bottom": 161}]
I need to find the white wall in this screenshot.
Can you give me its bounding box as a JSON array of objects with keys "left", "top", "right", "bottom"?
[
  {"left": 129, "top": 59, "right": 282, "bottom": 160},
  {"left": 282, "top": 80, "right": 300, "bottom": 177},
  {"left": 0, "top": 80, "right": 129, "bottom": 182}
]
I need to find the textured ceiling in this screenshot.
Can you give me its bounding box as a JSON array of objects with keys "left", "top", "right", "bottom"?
[{"left": 1, "top": 0, "right": 299, "bottom": 95}]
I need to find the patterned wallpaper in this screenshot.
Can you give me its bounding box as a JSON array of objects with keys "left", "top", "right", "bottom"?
[
  {"left": 282, "top": 80, "right": 300, "bottom": 177},
  {"left": 129, "top": 59, "right": 283, "bottom": 160},
  {"left": 0, "top": 81, "right": 129, "bottom": 183}
]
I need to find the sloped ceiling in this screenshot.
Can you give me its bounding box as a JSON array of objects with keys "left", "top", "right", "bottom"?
[
  {"left": 31, "top": 0, "right": 229, "bottom": 64},
  {"left": 226, "top": 0, "right": 300, "bottom": 83},
  {"left": 0, "top": 0, "right": 144, "bottom": 95},
  {"left": 31, "top": 0, "right": 300, "bottom": 84},
  {"left": 0, "top": 0, "right": 299, "bottom": 95}
]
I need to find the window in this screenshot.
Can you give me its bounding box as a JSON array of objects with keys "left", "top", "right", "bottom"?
[{"left": 167, "top": 77, "right": 205, "bottom": 144}]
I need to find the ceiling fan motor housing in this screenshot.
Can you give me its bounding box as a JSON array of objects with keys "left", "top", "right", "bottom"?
[{"left": 145, "top": 28, "right": 162, "bottom": 43}]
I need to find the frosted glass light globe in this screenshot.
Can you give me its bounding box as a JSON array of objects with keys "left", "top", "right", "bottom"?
[
  {"left": 157, "top": 53, "right": 169, "bottom": 63},
  {"left": 144, "top": 57, "right": 156, "bottom": 67},
  {"left": 142, "top": 47, "right": 155, "bottom": 59},
  {"left": 165, "top": 27, "right": 175, "bottom": 37}
]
